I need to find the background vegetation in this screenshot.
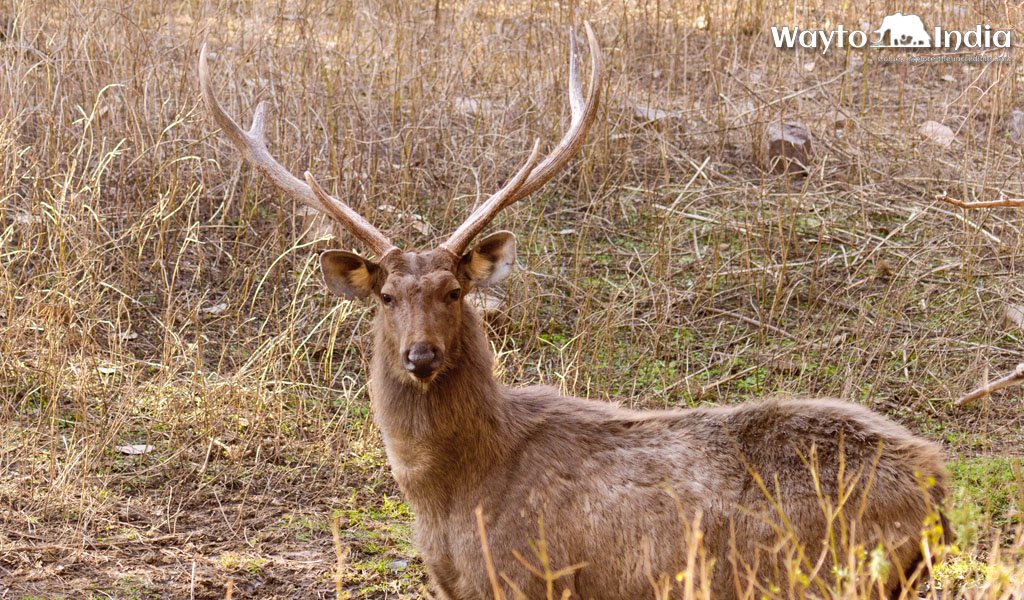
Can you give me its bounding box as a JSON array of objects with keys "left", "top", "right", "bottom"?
[{"left": 0, "top": 0, "right": 1021, "bottom": 597}]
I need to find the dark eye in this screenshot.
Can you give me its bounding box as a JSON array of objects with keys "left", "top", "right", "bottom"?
[
  {"left": 447, "top": 289, "right": 461, "bottom": 302},
  {"left": 380, "top": 293, "right": 393, "bottom": 306}
]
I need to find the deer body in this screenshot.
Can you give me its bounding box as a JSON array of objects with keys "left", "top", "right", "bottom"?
[
  {"left": 200, "top": 24, "right": 947, "bottom": 600},
  {"left": 370, "top": 275, "right": 946, "bottom": 600}
]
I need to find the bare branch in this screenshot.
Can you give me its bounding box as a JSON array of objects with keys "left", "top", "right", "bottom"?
[
  {"left": 956, "top": 363, "right": 1024, "bottom": 407},
  {"left": 937, "top": 194, "right": 1024, "bottom": 209}
]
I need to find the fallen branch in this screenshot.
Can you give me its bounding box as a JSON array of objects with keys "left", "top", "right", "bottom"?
[
  {"left": 956, "top": 363, "right": 1024, "bottom": 406},
  {"left": 0, "top": 533, "right": 183, "bottom": 554},
  {"left": 937, "top": 194, "right": 1024, "bottom": 209}
]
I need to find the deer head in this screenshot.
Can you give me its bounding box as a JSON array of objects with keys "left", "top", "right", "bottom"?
[{"left": 199, "top": 25, "right": 602, "bottom": 387}]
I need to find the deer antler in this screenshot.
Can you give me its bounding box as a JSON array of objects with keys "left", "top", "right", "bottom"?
[
  {"left": 198, "top": 44, "right": 397, "bottom": 259},
  {"left": 439, "top": 22, "right": 604, "bottom": 256}
]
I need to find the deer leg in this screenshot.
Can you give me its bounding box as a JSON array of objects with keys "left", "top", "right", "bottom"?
[{"left": 425, "top": 555, "right": 467, "bottom": 600}]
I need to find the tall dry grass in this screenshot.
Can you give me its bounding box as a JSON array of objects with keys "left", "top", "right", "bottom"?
[{"left": 1, "top": 0, "right": 1022, "bottom": 597}]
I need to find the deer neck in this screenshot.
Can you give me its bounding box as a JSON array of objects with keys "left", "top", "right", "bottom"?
[{"left": 368, "top": 305, "right": 511, "bottom": 512}]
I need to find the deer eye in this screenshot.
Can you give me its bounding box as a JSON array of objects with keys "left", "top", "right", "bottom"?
[
  {"left": 380, "top": 293, "right": 394, "bottom": 306},
  {"left": 447, "top": 289, "right": 461, "bottom": 302}
]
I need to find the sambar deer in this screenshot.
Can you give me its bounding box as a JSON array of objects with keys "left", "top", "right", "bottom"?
[{"left": 199, "top": 24, "right": 948, "bottom": 600}]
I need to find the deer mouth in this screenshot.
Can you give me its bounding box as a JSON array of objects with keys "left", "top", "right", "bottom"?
[
  {"left": 408, "top": 364, "right": 439, "bottom": 380},
  {"left": 406, "top": 369, "right": 439, "bottom": 390}
]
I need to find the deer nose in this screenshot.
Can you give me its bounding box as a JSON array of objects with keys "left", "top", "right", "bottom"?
[{"left": 404, "top": 343, "right": 441, "bottom": 379}]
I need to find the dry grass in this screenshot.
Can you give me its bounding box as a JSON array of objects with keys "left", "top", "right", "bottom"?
[{"left": 1, "top": 0, "right": 1023, "bottom": 598}]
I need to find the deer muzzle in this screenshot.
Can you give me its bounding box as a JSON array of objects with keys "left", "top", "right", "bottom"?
[{"left": 404, "top": 342, "right": 442, "bottom": 380}]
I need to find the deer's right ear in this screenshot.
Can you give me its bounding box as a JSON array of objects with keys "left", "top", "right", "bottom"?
[{"left": 320, "top": 250, "right": 381, "bottom": 300}]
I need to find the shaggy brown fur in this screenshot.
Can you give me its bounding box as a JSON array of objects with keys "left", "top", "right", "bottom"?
[{"left": 343, "top": 248, "right": 948, "bottom": 600}]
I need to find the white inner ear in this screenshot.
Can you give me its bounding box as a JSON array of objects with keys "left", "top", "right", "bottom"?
[
  {"left": 469, "top": 232, "right": 517, "bottom": 288},
  {"left": 481, "top": 248, "right": 514, "bottom": 286}
]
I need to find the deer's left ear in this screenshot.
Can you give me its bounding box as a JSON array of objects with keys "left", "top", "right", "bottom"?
[{"left": 457, "top": 231, "right": 517, "bottom": 288}]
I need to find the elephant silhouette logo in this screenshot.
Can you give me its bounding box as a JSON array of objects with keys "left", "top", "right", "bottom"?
[{"left": 873, "top": 13, "right": 932, "bottom": 47}]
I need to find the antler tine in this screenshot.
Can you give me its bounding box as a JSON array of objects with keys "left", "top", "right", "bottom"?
[
  {"left": 304, "top": 171, "right": 397, "bottom": 259},
  {"left": 567, "top": 23, "right": 585, "bottom": 121},
  {"left": 508, "top": 22, "right": 602, "bottom": 206},
  {"left": 198, "top": 44, "right": 396, "bottom": 258},
  {"left": 440, "top": 140, "right": 542, "bottom": 257},
  {"left": 439, "top": 22, "right": 603, "bottom": 256}
]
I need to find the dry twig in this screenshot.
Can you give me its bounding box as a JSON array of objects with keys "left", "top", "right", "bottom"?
[
  {"left": 937, "top": 194, "right": 1024, "bottom": 209},
  {"left": 957, "top": 363, "right": 1024, "bottom": 406}
]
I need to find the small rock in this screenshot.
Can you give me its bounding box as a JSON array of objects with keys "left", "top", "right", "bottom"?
[
  {"left": 632, "top": 103, "right": 684, "bottom": 127},
  {"left": 634, "top": 104, "right": 670, "bottom": 121},
  {"left": 13, "top": 212, "right": 42, "bottom": 225},
  {"left": 1009, "top": 110, "right": 1024, "bottom": 144},
  {"left": 454, "top": 97, "right": 502, "bottom": 118},
  {"left": 467, "top": 290, "right": 507, "bottom": 329},
  {"left": 766, "top": 121, "right": 813, "bottom": 174},
  {"left": 410, "top": 217, "right": 431, "bottom": 236},
  {"left": 201, "top": 302, "right": 228, "bottom": 315},
  {"left": 387, "top": 559, "right": 409, "bottom": 572},
  {"left": 296, "top": 205, "right": 334, "bottom": 242},
  {"left": 1005, "top": 304, "right": 1024, "bottom": 330},
  {"left": 467, "top": 290, "right": 504, "bottom": 317},
  {"left": 919, "top": 120, "right": 954, "bottom": 147},
  {"left": 768, "top": 357, "right": 802, "bottom": 374}
]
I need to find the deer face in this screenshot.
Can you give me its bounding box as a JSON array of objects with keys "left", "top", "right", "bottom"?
[{"left": 319, "top": 232, "right": 517, "bottom": 384}]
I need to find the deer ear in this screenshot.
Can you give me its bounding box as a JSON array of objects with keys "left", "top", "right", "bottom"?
[
  {"left": 458, "top": 231, "right": 517, "bottom": 288},
  {"left": 320, "top": 250, "right": 381, "bottom": 299}
]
